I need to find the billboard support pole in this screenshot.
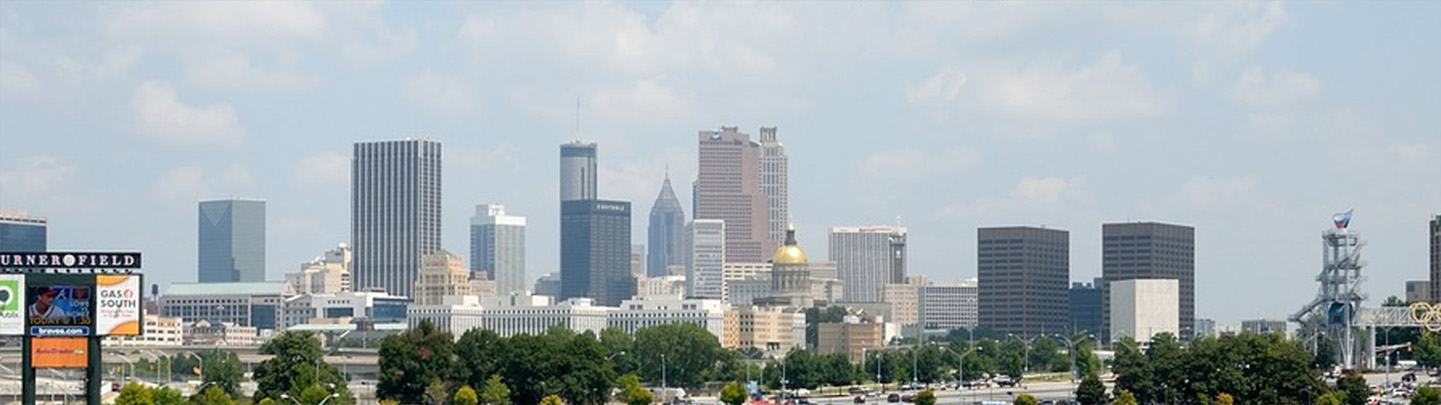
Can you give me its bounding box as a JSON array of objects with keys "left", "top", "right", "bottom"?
[
  {"left": 21, "top": 336, "right": 34, "bottom": 405},
  {"left": 88, "top": 335, "right": 102, "bottom": 404}
]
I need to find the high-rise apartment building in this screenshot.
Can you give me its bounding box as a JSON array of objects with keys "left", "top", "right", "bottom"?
[
  {"left": 695, "top": 127, "right": 771, "bottom": 263},
  {"left": 1102, "top": 222, "right": 1195, "bottom": 340},
  {"left": 647, "top": 175, "right": 686, "bottom": 277},
  {"left": 1431, "top": 215, "right": 1440, "bottom": 302},
  {"left": 560, "top": 141, "right": 598, "bottom": 202},
  {"left": 686, "top": 219, "right": 725, "bottom": 299},
  {"left": 352, "top": 139, "right": 442, "bottom": 298},
  {"left": 829, "top": 226, "right": 907, "bottom": 303},
  {"left": 198, "top": 199, "right": 266, "bottom": 283},
  {"left": 1069, "top": 278, "right": 1103, "bottom": 336},
  {"left": 758, "top": 127, "right": 788, "bottom": 250},
  {"left": 978, "top": 226, "right": 1069, "bottom": 337},
  {"left": 471, "top": 204, "right": 526, "bottom": 295},
  {"left": 561, "top": 200, "right": 634, "bottom": 307},
  {"left": 0, "top": 208, "right": 46, "bottom": 252}
]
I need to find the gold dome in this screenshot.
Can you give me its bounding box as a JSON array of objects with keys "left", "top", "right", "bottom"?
[{"left": 771, "top": 223, "right": 808, "bottom": 264}]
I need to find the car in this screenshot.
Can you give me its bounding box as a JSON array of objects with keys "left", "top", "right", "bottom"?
[
  {"left": 899, "top": 383, "right": 913, "bottom": 391},
  {"left": 900, "top": 394, "right": 915, "bottom": 402},
  {"left": 855, "top": 395, "right": 867, "bottom": 403},
  {"left": 887, "top": 393, "right": 901, "bottom": 403},
  {"left": 850, "top": 387, "right": 865, "bottom": 395}
]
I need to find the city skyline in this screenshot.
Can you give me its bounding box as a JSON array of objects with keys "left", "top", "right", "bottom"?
[{"left": 0, "top": 2, "right": 1438, "bottom": 325}]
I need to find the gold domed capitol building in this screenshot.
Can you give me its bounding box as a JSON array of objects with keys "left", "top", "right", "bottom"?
[{"left": 760, "top": 223, "right": 813, "bottom": 307}]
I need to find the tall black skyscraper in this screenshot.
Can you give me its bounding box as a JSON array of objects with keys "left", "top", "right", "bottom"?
[
  {"left": 647, "top": 174, "right": 685, "bottom": 277},
  {"left": 352, "top": 139, "right": 442, "bottom": 298},
  {"left": 1430, "top": 214, "right": 1440, "bottom": 302},
  {"left": 561, "top": 200, "right": 633, "bottom": 306},
  {"left": 198, "top": 199, "right": 266, "bottom": 282},
  {"left": 1102, "top": 222, "right": 1195, "bottom": 340},
  {"left": 978, "top": 226, "right": 1070, "bottom": 337}
]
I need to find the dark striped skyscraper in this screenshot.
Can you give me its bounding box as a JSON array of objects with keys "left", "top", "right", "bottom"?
[
  {"left": 198, "top": 199, "right": 266, "bottom": 282},
  {"left": 1102, "top": 222, "right": 1195, "bottom": 340},
  {"left": 646, "top": 174, "right": 685, "bottom": 277},
  {"left": 1431, "top": 214, "right": 1440, "bottom": 302},
  {"left": 561, "top": 200, "right": 633, "bottom": 306},
  {"left": 352, "top": 139, "right": 442, "bottom": 298},
  {"left": 0, "top": 208, "right": 46, "bottom": 252},
  {"left": 977, "top": 226, "right": 1070, "bottom": 337}
]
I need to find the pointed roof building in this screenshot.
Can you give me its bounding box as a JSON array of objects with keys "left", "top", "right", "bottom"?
[{"left": 647, "top": 173, "right": 686, "bottom": 277}]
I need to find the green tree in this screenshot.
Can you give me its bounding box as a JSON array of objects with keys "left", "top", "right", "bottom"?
[
  {"left": 720, "top": 381, "right": 747, "bottom": 405},
  {"left": 425, "top": 381, "right": 453, "bottom": 405},
  {"left": 540, "top": 394, "right": 564, "bottom": 405},
  {"left": 621, "top": 374, "right": 656, "bottom": 405},
  {"left": 253, "top": 331, "right": 352, "bottom": 404},
  {"left": 481, "top": 374, "right": 511, "bottom": 405},
  {"left": 633, "top": 323, "right": 726, "bottom": 388},
  {"left": 1075, "top": 373, "right": 1107, "bottom": 405},
  {"left": 1412, "top": 386, "right": 1441, "bottom": 405},
  {"left": 600, "top": 327, "right": 638, "bottom": 376},
  {"left": 554, "top": 331, "right": 615, "bottom": 405},
  {"left": 1013, "top": 393, "right": 1038, "bottom": 405},
  {"left": 299, "top": 384, "right": 334, "bottom": 405},
  {"left": 1215, "top": 392, "right": 1234, "bottom": 405},
  {"left": 454, "top": 385, "right": 479, "bottom": 405},
  {"left": 256, "top": 399, "right": 276, "bottom": 405},
  {"left": 115, "top": 382, "right": 155, "bottom": 405},
  {"left": 1114, "top": 390, "right": 1138, "bottom": 405},
  {"left": 1417, "top": 333, "right": 1441, "bottom": 368},
  {"left": 191, "top": 385, "right": 236, "bottom": 405},
  {"left": 455, "top": 329, "right": 502, "bottom": 389},
  {"left": 913, "top": 389, "right": 937, "bottom": 405},
  {"left": 155, "top": 386, "right": 185, "bottom": 405},
  {"left": 1335, "top": 371, "right": 1369, "bottom": 405},
  {"left": 193, "top": 350, "right": 245, "bottom": 397},
  {"left": 1316, "top": 391, "right": 1344, "bottom": 405},
  {"left": 378, "top": 319, "right": 454, "bottom": 404}
]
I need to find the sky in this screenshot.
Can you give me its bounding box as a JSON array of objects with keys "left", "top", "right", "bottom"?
[{"left": 1, "top": 1, "right": 1438, "bottom": 326}]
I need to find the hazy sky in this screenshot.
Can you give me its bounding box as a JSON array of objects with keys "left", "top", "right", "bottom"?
[{"left": 1, "top": 1, "right": 1438, "bottom": 325}]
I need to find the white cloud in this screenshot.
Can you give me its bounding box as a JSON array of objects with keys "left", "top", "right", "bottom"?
[
  {"left": 131, "top": 80, "right": 245, "bottom": 146},
  {"left": 294, "top": 151, "right": 350, "bottom": 186},
  {"left": 1189, "top": 1, "right": 1288, "bottom": 79},
  {"left": 110, "top": 1, "right": 326, "bottom": 42},
  {"left": 1231, "top": 67, "right": 1320, "bottom": 106},
  {"left": 341, "top": 26, "right": 416, "bottom": 65},
  {"left": 974, "top": 52, "right": 1162, "bottom": 122},
  {"left": 1388, "top": 143, "right": 1435, "bottom": 170},
  {"left": 399, "top": 71, "right": 481, "bottom": 116},
  {"left": 907, "top": 69, "right": 967, "bottom": 105},
  {"left": 1013, "top": 177, "right": 1076, "bottom": 205},
  {"left": 0, "top": 59, "right": 42, "bottom": 96},
  {"left": 587, "top": 81, "right": 693, "bottom": 127},
  {"left": 0, "top": 155, "right": 74, "bottom": 200},
  {"left": 149, "top": 166, "right": 208, "bottom": 206},
  {"left": 858, "top": 147, "right": 979, "bottom": 181},
  {"left": 186, "top": 54, "right": 310, "bottom": 91}
]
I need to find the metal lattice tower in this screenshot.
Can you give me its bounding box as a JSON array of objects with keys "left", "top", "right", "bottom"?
[{"left": 1291, "top": 210, "right": 1368, "bottom": 369}]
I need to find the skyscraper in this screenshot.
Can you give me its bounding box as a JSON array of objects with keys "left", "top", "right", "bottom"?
[
  {"left": 471, "top": 204, "right": 526, "bottom": 295},
  {"left": 352, "top": 139, "right": 442, "bottom": 298},
  {"left": 696, "top": 127, "right": 771, "bottom": 263},
  {"left": 978, "top": 226, "right": 1069, "bottom": 337},
  {"left": 1069, "top": 278, "right": 1103, "bottom": 337},
  {"left": 561, "top": 200, "right": 633, "bottom": 307},
  {"left": 758, "top": 127, "right": 789, "bottom": 249},
  {"left": 198, "top": 199, "right": 266, "bottom": 283},
  {"left": 560, "top": 141, "right": 597, "bottom": 202},
  {"left": 829, "top": 226, "right": 907, "bottom": 303},
  {"left": 0, "top": 208, "right": 46, "bottom": 252},
  {"left": 1102, "top": 222, "right": 1195, "bottom": 340},
  {"left": 686, "top": 219, "right": 725, "bottom": 299},
  {"left": 647, "top": 175, "right": 686, "bottom": 277},
  {"left": 1431, "top": 215, "right": 1440, "bottom": 302}
]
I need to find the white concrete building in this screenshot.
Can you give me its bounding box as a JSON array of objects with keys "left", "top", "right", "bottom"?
[
  {"left": 1109, "top": 279, "right": 1179, "bottom": 343},
  {"left": 281, "top": 291, "right": 411, "bottom": 330},
  {"left": 686, "top": 219, "right": 726, "bottom": 299},
  {"left": 727, "top": 276, "right": 771, "bottom": 307},
  {"left": 104, "top": 315, "right": 184, "bottom": 347},
  {"left": 921, "top": 278, "right": 978, "bottom": 332},
  {"left": 723, "top": 262, "right": 770, "bottom": 303},
  {"left": 829, "top": 226, "right": 907, "bottom": 303},
  {"left": 642, "top": 275, "right": 687, "bottom": 297},
  {"left": 286, "top": 244, "right": 352, "bottom": 295},
  {"left": 608, "top": 295, "right": 727, "bottom": 341},
  {"left": 406, "top": 294, "right": 612, "bottom": 338}
]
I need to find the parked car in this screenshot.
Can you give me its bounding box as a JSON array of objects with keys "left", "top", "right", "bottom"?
[
  {"left": 887, "top": 393, "right": 901, "bottom": 403},
  {"left": 854, "top": 395, "right": 867, "bottom": 403}
]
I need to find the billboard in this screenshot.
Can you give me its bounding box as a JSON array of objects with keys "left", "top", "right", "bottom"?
[
  {"left": 0, "top": 275, "right": 23, "bottom": 335},
  {"left": 95, "top": 275, "right": 141, "bottom": 336},
  {"left": 27, "top": 281, "right": 92, "bottom": 337},
  {"left": 30, "top": 337, "right": 88, "bottom": 368}
]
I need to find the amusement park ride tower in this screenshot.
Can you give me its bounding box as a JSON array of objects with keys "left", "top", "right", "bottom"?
[{"left": 1291, "top": 210, "right": 1368, "bottom": 369}]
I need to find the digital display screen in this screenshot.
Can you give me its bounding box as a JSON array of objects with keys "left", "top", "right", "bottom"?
[{"left": 27, "top": 285, "right": 92, "bottom": 327}]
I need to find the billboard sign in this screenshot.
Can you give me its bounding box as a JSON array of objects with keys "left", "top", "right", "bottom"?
[
  {"left": 95, "top": 275, "right": 141, "bottom": 336},
  {"left": 0, "top": 275, "right": 23, "bottom": 335},
  {"left": 30, "top": 337, "right": 88, "bottom": 368}
]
